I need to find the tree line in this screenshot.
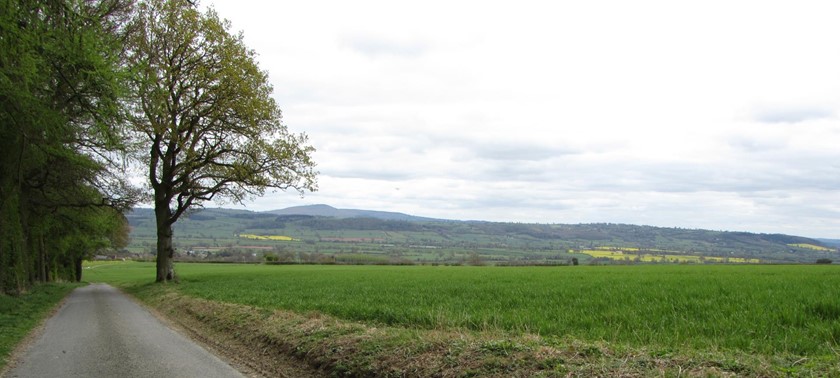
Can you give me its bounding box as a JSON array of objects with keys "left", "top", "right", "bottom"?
[{"left": 1, "top": 0, "right": 316, "bottom": 294}]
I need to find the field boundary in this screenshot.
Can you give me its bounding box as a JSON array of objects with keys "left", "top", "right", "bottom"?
[
  {"left": 132, "top": 287, "right": 795, "bottom": 377},
  {"left": 122, "top": 286, "right": 320, "bottom": 378}
]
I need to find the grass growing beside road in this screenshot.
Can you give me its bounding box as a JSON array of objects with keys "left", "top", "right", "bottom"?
[
  {"left": 0, "top": 283, "right": 82, "bottom": 370},
  {"left": 85, "top": 262, "right": 840, "bottom": 376}
]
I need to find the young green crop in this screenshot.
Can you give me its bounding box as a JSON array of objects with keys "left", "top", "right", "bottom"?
[{"left": 85, "top": 262, "right": 840, "bottom": 359}]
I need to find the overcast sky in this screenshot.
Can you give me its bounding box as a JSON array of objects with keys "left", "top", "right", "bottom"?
[{"left": 203, "top": 0, "right": 840, "bottom": 238}]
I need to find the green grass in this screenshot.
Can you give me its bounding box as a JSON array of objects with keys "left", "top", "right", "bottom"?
[
  {"left": 0, "top": 283, "right": 82, "bottom": 369},
  {"left": 85, "top": 262, "right": 840, "bottom": 360}
]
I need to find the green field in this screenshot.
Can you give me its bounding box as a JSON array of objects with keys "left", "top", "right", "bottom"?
[{"left": 85, "top": 262, "right": 840, "bottom": 360}]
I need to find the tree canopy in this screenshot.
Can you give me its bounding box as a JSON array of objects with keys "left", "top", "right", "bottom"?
[
  {"left": 0, "top": 0, "right": 316, "bottom": 290},
  {"left": 126, "top": 0, "right": 317, "bottom": 282},
  {"left": 0, "top": 0, "right": 137, "bottom": 294}
]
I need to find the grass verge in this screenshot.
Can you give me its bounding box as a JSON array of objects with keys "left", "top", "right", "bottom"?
[
  {"left": 0, "top": 283, "right": 83, "bottom": 370},
  {"left": 127, "top": 283, "right": 839, "bottom": 377}
]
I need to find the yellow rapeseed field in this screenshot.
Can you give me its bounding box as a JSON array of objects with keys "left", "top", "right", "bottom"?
[
  {"left": 579, "top": 249, "right": 760, "bottom": 263},
  {"left": 239, "top": 233, "right": 297, "bottom": 241},
  {"left": 788, "top": 243, "right": 833, "bottom": 252}
]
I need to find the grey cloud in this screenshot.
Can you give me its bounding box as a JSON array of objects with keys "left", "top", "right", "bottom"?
[
  {"left": 471, "top": 161, "right": 555, "bottom": 182},
  {"left": 430, "top": 134, "right": 580, "bottom": 162},
  {"left": 431, "top": 140, "right": 581, "bottom": 183},
  {"left": 341, "top": 34, "right": 428, "bottom": 58},
  {"left": 324, "top": 167, "right": 418, "bottom": 181},
  {"left": 727, "top": 135, "right": 786, "bottom": 153},
  {"left": 633, "top": 158, "right": 840, "bottom": 194},
  {"left": 752, "top": 106, "right": 833, "bottom": 124},
  {"left": 504, "top": 153, "right": 840, "bottom": 196},
  {"left": 457, "top": 197, "right": 574, "bottom": 213},
  {"left": 735, "top": 190, "right": 840, "bottom": 230},
  {"left": 307, "top": 116, "right": 840, "bottom": 226},
  {"left": 471, "top": 142, "right": 578, "bottom": 162}
]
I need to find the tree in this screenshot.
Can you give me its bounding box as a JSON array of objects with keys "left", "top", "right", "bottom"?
[
  {"left": 0, "top": 0, "right": 136, "bottom": 294},
  {"left": 127, "top": 0, "right": 317, "bottom": 282}
]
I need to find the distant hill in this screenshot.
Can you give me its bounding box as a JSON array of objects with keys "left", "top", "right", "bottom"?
[
  {"left": 817, "top": 238, "right": 840, "bottom": 248},
  {"left": 267, "top": 204, "right": 442, "bottom": 222},
  {"left": 124, "top": 205, "right": 837, "bottom": 264}
]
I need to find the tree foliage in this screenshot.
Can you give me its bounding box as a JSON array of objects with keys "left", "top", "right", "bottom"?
[
  {"left": 0, "top": 0, "right": 137, "bottom": 294},
  {"left": 126, "top": 0, "right": 317, "bottom": 282},
  {"left": 0, "top": 0, "right": 317, "bottom": 290}
]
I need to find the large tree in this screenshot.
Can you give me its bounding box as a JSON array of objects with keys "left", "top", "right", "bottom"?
[{"left": 127, "top": 0, "right": 317, "bottom": 282}]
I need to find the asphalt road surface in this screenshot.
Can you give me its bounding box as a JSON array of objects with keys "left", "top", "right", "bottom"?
[{"left": 6, "top": 284, "right": 245, "bottom": 378}]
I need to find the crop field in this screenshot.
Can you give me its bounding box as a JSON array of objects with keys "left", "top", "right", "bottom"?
[
  {"left": 85, "top": 262, "right": 840, "bottom": 361},
  {"left": 789, "top": 243, "right": 833, "bottom": 251},
  {"left": 578, "top": 249, "right": 762, "bottom": 263},
  {"left": 238, "top": 233, "right": 297, "bottom": 241}
]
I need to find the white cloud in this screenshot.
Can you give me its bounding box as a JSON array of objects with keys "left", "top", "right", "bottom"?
[{"left": 205, "top": 0, "right": 840, "bottom": 238}]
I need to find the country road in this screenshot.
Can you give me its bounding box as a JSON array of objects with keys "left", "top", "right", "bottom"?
[{"left": 4, "top": 284, "right": 245, "bottom": 378}]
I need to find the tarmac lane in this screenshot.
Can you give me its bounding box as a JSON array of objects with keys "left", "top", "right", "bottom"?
[{"left": 5, "top": 283, "right": 245, "bottom": 378}]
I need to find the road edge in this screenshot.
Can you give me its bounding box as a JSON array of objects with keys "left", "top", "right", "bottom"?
[
  {"left": 0, "top": 285, "right": 81, "bottom": 377},
  {"left": 113, "top": 284, "right": 322, "bottom": 378}
]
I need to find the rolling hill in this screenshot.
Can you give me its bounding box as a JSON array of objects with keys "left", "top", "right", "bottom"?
[
  {"left": 124, "top": 205, "right": 837, "bottom": 264},
  {"left": 266, "top": 204, "right": 441, "bottom": 222}
]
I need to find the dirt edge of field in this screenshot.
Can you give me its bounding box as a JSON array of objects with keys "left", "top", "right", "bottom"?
[{"left": 124, "top": 287, "right": 836, "bottom": 378}]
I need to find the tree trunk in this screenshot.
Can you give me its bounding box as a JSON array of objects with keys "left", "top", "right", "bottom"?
[
  {"left": 154, "top": 203, "right": 176, "bottom": 282},
  {"left": 38, "top": 233, "right": 48, "bottom": 283},
  {"left": 74, "top": 257, "right": 83, "bottom": 282},
  {"left": 0, "top": 216, "right": 6, "bottom": 293}
]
